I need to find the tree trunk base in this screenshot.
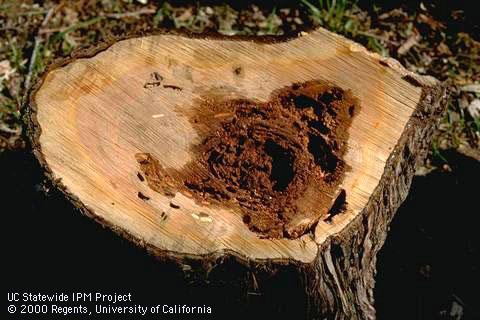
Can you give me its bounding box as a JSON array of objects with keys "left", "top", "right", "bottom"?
[{"left": 26, "top": 29, "right": 447, "bottom": 319}]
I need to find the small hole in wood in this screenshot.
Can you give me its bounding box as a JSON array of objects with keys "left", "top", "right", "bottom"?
[
  {"left": 324, "top": 189, "right": 347, "bottom": 223},
  {"left": 137, "top": 192, "right": 150, "bottom": 201}
]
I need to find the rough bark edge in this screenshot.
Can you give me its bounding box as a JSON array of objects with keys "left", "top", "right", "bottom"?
[
  {"left": 304, "top": 84, "right": 448, "bottom": 319},
  {"left": 23, "top": 29, "right": 447, "bottom": 319}
]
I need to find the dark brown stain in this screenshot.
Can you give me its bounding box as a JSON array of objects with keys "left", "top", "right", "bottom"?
[
  {"left": 169, "top": 202, "right": 180, "bottom": 209},
  {"left": 137, "top": 192, "right": 150, "bottom": 201},
  {"left": 163, "top": 84, "right": 183, "bottom": 91},
  {"left": 233, "top": 66, "right": 244, "bottom": 77},
  {"left": 143, "top": 72, "right": 163, "bottom": 89},
  {"left": 160, "top": 211, "right": 168, "bottom": 221},
  {"left": 402, "top": 74, "right": 423, "bottom": 87},
  {"left": 135, "top": 80, "right": 360, "bottom": 239},
  {"left": 135, "top": 153, "right": 176, "bottom": 197},
  {"left": 379, "top": 60, "right": 389, "bottom": 67}
]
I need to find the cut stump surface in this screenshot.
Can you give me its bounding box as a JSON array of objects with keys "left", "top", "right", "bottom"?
[{"left": 28, "top": 29, "right": 446, "bottom": 319}]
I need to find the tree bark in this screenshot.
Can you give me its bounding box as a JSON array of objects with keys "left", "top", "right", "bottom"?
[{"left": 26, "top": 29, "right": 446, "bottom": 319}]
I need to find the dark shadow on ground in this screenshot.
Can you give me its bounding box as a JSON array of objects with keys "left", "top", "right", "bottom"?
[{"left": 375, "top": 150, "right": 480, "bottom": 320}]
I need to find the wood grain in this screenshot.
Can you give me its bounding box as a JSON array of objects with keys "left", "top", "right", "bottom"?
[{"left": 33, "top": 29, "right": 435, "bottom": 264}]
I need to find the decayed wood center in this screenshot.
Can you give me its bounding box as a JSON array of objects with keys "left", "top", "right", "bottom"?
[
  {"left": 27, "top": 29, "right": 446, "bottom": 319},
  {"left": 136, "top": 80, "right": 358, "bottom": 239}
]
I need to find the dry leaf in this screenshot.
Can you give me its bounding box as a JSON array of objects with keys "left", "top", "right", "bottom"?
[
  {"left": 417, "top": 13, "right": 444, "bottom": 30},
  {"left": 398, "top": 33, "right": 421, "bottom": 55},
  {"left": 0, "top": 60, "right": 16, "bottom": 90},
  {"left": 461, "top": 84, "right": 480, "bottom": 94},
  {"left": 0, "top": 60, "right": 15, "bottom": 82},
  {"left": 467, "top": 99, "right": 480, "bottom": 119},
  {"left": 437, "top": 42, "right": 452, "bottom": 56}
]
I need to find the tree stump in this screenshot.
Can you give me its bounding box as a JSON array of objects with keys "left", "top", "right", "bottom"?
[{"left": 27, "top": 29, "right": 446, "bottom": 319}]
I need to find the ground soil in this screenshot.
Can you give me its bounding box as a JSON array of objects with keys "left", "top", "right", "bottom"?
[{"left": 136, "top": 80, "right": 358, "bottom": 238}]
